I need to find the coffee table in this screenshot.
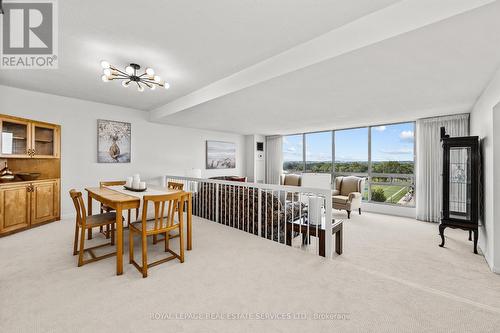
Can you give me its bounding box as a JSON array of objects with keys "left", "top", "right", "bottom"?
[{"left": 285, "top": 217, "right": 343, "bottom": 257}]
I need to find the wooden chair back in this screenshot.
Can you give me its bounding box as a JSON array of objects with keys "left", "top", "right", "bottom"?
[
  {"left": 100, "top": 180, "right": 126, "bottom": 187},
  {"left": 69, "top": 189, "right": 87, "bottom": 227},
  {"left": 141, "top": 192, "right": 184, "bottom": 233},
  {"left": 167, "top": 181, "right": 184, "bottom": 191}
]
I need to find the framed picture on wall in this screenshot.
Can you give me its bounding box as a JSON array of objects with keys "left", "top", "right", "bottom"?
[
  {"left": 97, "top": 119, "right": 131, "bottom": 163},
  {"left": 206, "top": 140, "right": 236, "bottom": 169}
]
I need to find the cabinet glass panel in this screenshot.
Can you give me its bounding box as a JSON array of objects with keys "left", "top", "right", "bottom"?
[
  {"left": 34, "top": 126, "right": 54, "bottom": 156},
  {"left": 449, "top": 147, "right": 471, "bottom": 220},
  {"left": 1, "top": 121, "right": 28, "bottom": 155}
]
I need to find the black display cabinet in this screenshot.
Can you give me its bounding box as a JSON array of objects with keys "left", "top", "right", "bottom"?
[{"left": 439, "top": 127, "right": 480, "bottom": 254}]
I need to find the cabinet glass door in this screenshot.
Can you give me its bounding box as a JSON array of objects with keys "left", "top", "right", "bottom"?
[
  {"left": 449, "top": 147, "right": 471, "bottom": 220},
  {"left": 33, "top": 124, "right": 56, "bottom": 157},
  {"left": 1, "top": 120, "right": 29, "bottom": 156}
]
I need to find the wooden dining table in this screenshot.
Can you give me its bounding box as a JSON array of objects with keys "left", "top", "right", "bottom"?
[{"left": 85, "top": 186, "right": 193, "bottom": 275}]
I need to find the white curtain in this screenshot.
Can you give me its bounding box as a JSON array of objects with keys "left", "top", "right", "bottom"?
[
  {"left": 416, "top": 113, "right": 469, "bottom": 222},
  {"left": 265, "top": 135, "right": 283, "bottom": 185}
]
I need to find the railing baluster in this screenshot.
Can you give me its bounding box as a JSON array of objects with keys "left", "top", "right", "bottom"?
[{"left": 164, "top": 175, "right": 333, "bottom": 258}]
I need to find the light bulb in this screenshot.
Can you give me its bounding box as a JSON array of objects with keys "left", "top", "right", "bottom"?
[
  {"left": 103, "top": 68, "right": 112, "bottom": 77},
  {"left": 122, "top": 81, "right": 130, "bottom": 88},
  {"left": 163, "top": 82, "right": 170, "bottom": 89},
  {"left": 125, "top": 66, "right": 134, "bottom": 75},
  {"left": 137, "top": 85, "right": 144, "bottom": 92},
  {"left": 101, "top": 75, "right": 109, "bottom": 82},
  {"left": 153, "top": 75, "right": 161, "bottom": 83},
  {"left": 146, "top": 67, "right": 155, "bottom": 76},
  {"left": 150, "top": 84, "right": 156, "bottom": 90},
  {"left": 100, "top": 60, "right": 110, "bottom": 69}
]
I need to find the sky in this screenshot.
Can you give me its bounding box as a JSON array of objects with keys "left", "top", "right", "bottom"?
[{"left": 283, "top": 122, "right": 414, "bottom": 162}]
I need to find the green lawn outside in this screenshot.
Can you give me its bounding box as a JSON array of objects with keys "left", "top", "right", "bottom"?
[{"left": 371, "top": 185, "right": 408, "bottom": 204}]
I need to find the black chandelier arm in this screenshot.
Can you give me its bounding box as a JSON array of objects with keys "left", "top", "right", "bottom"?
[
  {"left": 136, "top": 81, "right": 142, "bottom": 89},
  {"left": 111, "top": 66, "right": 129, "bottom": 77},
  {"left": 141, "top": 81, "right": 152, "bottom": 88},
  {"left": 111, "top": 77, "right": 131, "bottom": 80},
  {"left": 140, "top": 79, "right": 161, "bottom": 85}
]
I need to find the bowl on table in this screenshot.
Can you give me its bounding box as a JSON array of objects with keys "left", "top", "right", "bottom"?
[{"left": 16, "top": 172, "right": 41, "bottom": 181}]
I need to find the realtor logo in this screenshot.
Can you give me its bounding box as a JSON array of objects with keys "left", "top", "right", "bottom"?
[{"left": 1, "top": 0, "right": 58, "bottom": 69}]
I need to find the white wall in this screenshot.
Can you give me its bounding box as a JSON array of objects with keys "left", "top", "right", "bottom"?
[
  {"left": 470, "top": 67, "right": 500, "bottom": 273},
  {"left": 0, "top": 85, "right": 246, "bottom": 217}
]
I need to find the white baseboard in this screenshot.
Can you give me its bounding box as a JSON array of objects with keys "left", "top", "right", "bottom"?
[{"left": 361, "top": 202, "right": 416, "bottom": 219}]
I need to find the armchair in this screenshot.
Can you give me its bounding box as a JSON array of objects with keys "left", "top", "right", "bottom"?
[
  {"left": 332, "top": 176, "right": 365, "bottom": 219},
  {"left": 280, "top": 174, "right": 302, "bottom": 201}
]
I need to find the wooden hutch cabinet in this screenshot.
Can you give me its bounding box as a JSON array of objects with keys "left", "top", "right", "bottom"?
[
  {"left": 0, "top": 116, "right": 60, "bottom": 158},
  {"left": 0, "top": 114, "right": 61, "bottom": 236}
]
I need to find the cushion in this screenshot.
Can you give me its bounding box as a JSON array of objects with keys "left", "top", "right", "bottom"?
[
  {"left": 340, "top": 177, "right": 360, "bottom": 196},
  {"left": 334, "top": 177, "right": 343, "bottom": 191},
  {"left": 332, "top": 195, "right": 349, "bottom": 205}
]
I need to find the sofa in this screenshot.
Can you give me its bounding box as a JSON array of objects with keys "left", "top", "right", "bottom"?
[{"left": 332, "top": 176, "right": 365, "bottom": 219}]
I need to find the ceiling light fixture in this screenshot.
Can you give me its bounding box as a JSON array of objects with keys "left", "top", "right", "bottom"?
[{"left": 99, "top": 61, "right": 170, "bottom": 92}]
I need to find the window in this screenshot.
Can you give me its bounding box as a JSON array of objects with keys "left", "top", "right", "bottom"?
[
  {"left": 334, "top": 127, "right": 368, "bottom": 174},
  {"left": 334, "top": 127, "right": 369, "bottom": 200},
  {"left": 282, "top": 134, "right": 304, "bottom": 173},
  {"left": 370, "top": 123, "right": 415, "bottom": 206},
  {"left": 305, "top": 131, "right": 332, "bottom": 173},
  {"left": 280, "top": 122, "right": 415, "bottom": 207}
]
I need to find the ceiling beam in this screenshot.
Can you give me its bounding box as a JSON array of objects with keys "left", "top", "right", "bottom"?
[{"left": 151, "top": 0, "right": 496, "bottom": 122}]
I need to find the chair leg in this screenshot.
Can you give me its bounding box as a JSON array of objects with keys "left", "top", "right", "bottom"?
[
  {"left": 164, "top": 231, "right": 169, "bottom": 252},
  {"left": 78, "top": 227, "right": 86, "bottom": 267},
  {"left": 359, "top": 208, "right": 362, "bottom": 215},
  {"left": 87, "top": 229, "right": 92, "bottom": 240},
  {"left": 129, "top": 228, "right": 134, "bottom": 264},
  {"left": 110, "top": 224, "right": 115, "bottom": 246},
  {"left": 179, "top": 223, "right": 185, "bottom": 263},
  {"left": 142, "top": 233, "right": 148, "bottom": 278},
  {"left": 99, "top": 207, "right": 104, "bottom": 234},
  {"left": 73, "top": 222, "right": 79, "bottom": 255},
  {"left": 127, "top": 210, "right": 131, "bottom": 226},
  {"left": 106, "top": 224, "right": 110, "bottom": 239},
  {"left": 153, "top": 235, "right": 157, "bottom": 245},
  {"left": 347, "top": 210, "right": 351, "bottom": 219}
]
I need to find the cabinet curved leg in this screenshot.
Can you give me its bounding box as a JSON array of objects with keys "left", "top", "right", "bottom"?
[
  {"left": 468, "top": 230, "right": 472, "bottom": 241},
  {"left": 439, "top": 224, "right": 446, "bottom": 248}
]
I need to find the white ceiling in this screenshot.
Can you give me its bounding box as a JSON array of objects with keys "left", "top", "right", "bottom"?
[
  {"left": 1, "top": 0, "right": 499, "bottom": 135},
  {"left": 161, "top": 0, "right": 500, "bottom": 134},
  {"left": 0, "top": 0, "right": 399, "bottom": 110}
]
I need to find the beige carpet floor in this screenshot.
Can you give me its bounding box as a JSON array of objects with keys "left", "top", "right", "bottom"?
[{"left": 1, "top": 211, "right": 499, "bottom": 333}]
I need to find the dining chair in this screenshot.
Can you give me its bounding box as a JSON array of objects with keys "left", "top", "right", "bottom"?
[
  {"left": 129, "top": 192, "right": 185, "bottom": 278},
  {"left": 167, "top": 181, "right": 184, "bottom": 191},
  {"left": 70, "top": 189, "right": 117, "bottom": 267},
  {"left": 152, "top": 181, "right": 184, "bottom": 245},
  {"left": 98, "top": 180, "right": 137, "bottom": 239}
]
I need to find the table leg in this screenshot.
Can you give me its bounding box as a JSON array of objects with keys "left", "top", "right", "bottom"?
[
  {"left": 187, "top": 194, "right": 193, "bottom": 250},
  {"left": 319, "top": 230, "right": 325, "bottom": 257},
  {"left": 285, "top": 224, "right": 292, "bottom": 247},
  {"left": 115, "top": 204, "right": 124, "bottom": 275},
  {"left": 87, "top": 193, "right": 93, "bottom": 240},
  {"left": 335, "top": 226, "right": 343, "bottom": 255}
]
